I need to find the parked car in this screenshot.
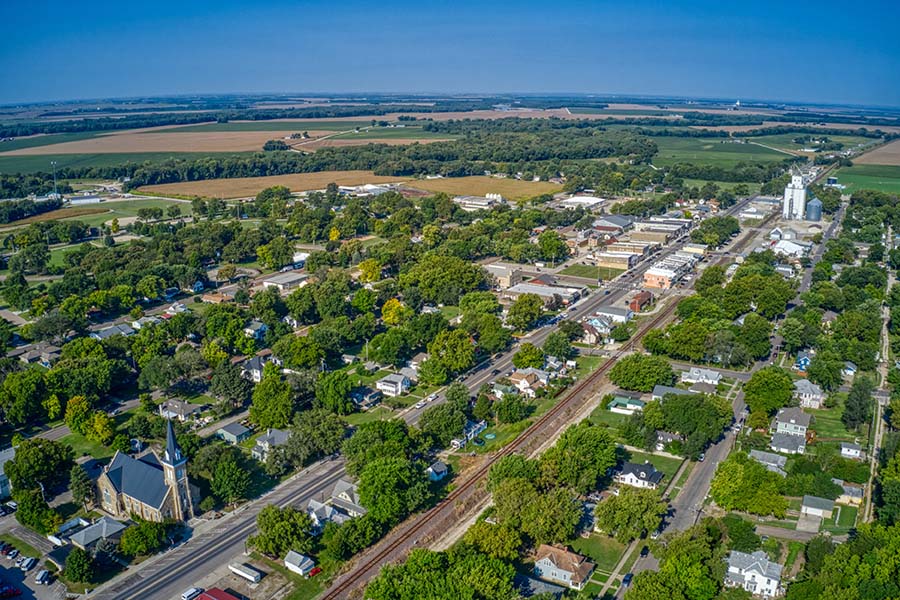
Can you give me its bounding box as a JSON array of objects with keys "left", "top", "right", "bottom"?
[
  {"left": 640, "top": 546, "right": 650, "bottom": 557},
  {"left": 7, "top": 549, "right": 18, "bottom": 559},
  {"left": 34, "top": 570, "right": 50, "bottom": 585},
  {"left": 623, "top": 573, "right": 633, "bottom": 587}
]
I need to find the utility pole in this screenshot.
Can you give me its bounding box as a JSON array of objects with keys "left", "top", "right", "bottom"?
[{"left": 50, "top": 160, "right": 58, "bottom": 199}]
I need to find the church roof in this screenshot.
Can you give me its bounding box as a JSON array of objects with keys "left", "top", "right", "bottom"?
[
  {"left": 105, "top": 451, "right": 169, "bottom": 509},
  {"left": 163, "top": 418, "right": 184, "bottom": 465}
]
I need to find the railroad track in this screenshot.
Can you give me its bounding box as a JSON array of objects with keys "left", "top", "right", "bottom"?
[{"left": 321, "top": 295, "right": 682, "bottom": 599}]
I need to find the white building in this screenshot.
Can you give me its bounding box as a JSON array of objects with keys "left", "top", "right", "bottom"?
[
  {"left": 614, "top": 462, "right": 664, "bottom": 490},
  {"left": 725, "top": 551, "right": 783, "bottom": 598},
  {"left": 782, "top": 171, "right": 807, "bottom": 220},
  {"left": 376, "top": 373, "right": 410, "bottom": 397},
  {"left": 680, "top": 367, "right": 721, "bottom": 386}
]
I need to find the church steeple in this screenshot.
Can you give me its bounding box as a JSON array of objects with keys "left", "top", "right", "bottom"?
[{"left": 160, "top": 418, "right": 193, "bottom": 521}]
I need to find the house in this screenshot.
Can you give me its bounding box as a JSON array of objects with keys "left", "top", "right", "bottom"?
[
  {"left": 163, "top": 287, "right": 181, "bottom": 302},
  {"left": 399, "top": 366, "right": 419, "bottom": 384},
  {"left": 69, "top": 517, "right": 127, "bottom": 551},
  {"left": 794, "top": 379, "right": 825, "bottom": 409},
  {"left": 607, "top": 395, "right": 646, "bottom": 415},
  {"left": 770, "top": 432, "right": 806, "bottom": 455},
  {"left": 284, "top": 551, "right": 316, "bottom": 577},
  {"left": 282, "top": 314, "right": 300, "bottom": 328},
  {"left": 262, "top": 271, "right": 309, "bottom": 293},
  {"left": 158, "top": 399, "right": 201, "bottom": 422},
  {"left": 793, "top": 351, "right": 812, "bottom": 372},
  {"left": 629, "top": 291, "right": 653, "bottom": 312},
  {"left": 200, "top": 292, "right": 232, "bottom": 304},
  {"left": 544, "top": 356, "right": 564, "bottom": 373},
  {"left": 655, "top": 431, "right": 683, "bottom": 452},
  {"left": 89, "top": 323, "right": 136, "bottom": 341},
  {"left": 341, "top": 354, "right": 358, "bottom": 365},
  {"left": 840, "top": 442, "right": 863, "bottom": 460},
  {"left": 408, "top": 352, "right": 429, "bottom": 370},
  {"left": 451, "top": 420, "right": 488, "bottom": 449},
  {"left": 165, "top": 302, "right": 189, "bottom": 316},
  {"left": 131, "top": 316, "right": 161, "bottom": 330},
  {"left": 510, "top": 371, "right": 543, "bottom": 398},
  {"left": 0, "top": 447, "right": 14, "bottom": 498},
  {"left": 842, "top": 361, "right": 858, "bottom": 377},
  {"left": 97, "top": 420, "right": 195, "bottom": 522},
  {"left": 376, "top": 373, "right": 410, "bottom": 397},
  {"left": 774, "top": 407, "right": 810, "bottom": 437},
  {"left": 307, "top": 499, "right": 350, "bottom": 532},
  {"left": 801, "top": 495, "right": 834, "bottom": 519},
  {"left": 329, "top": 479, "right": 367, "bottom": 517},
  {"left": 493, "top": 383, "right": 519, "bottom": 399},
  {"left": 243, "top": 320, "right": 268, "bottom": 340},
  {"left": 514, "top": 574, "right": 567, "bottom": 599},
  {"left": 14, "top": 343, "right": 61, "bottom": 368},
  {"left": 832, "top": 479, "right": 864, "bottom": 505},
  {"left": 651, "top": 385, "right": 693, "bottom": 402},
  {"left": 615, "top": 462, "right": 664, "bottom": 490},
  {"left": 749, "top": 450, "right": 787, "bottom": 476},
  {"left": 724, "top": 550, "right": 783, "bottom": 598},
  {"left": 217, "top": 422, "right": 252, "bottom": 445},
  {"left": 349, "top": 387, "right": 382, "bottom": 410},
  {"left": 185, "top": 281, "right": 205, "bottom": 294},
  {"left": 252, "top": 428, "right": 291, "bottom": 462},
  {"left": 292, "top": 251, "right": 310, "bottom": 268},
  {"left": 427, "top": 460, "right": 448, "bottom": 482},
  {"left": 772, "top": 239, "right": 811, "bottom": 259},
  {"left": 680, "top": 367, "right": 721, "bottom": 386},
  {"left": 533, "top": 544, "right": 596, "bottom": 591},
  {"left": 580, "top": 322, "right": 605, "bottom": 345},
  {"left": 241, "top": 355, "right": 269, "bottom": 383},
  {"left": 594, "top": 306, "right": 633, "bottom": 324}
]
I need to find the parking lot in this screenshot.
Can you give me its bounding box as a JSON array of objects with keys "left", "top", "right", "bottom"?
[{"left": 0, "top": 563, "right": 66, "bottom": 600}]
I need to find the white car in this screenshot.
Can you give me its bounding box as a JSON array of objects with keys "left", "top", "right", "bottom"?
[
  {"left": 426, "top": 394, "right": 437, "bottom": 402},
  {"left": 415, "top": 401, "right": 426, "bottom": 409}
]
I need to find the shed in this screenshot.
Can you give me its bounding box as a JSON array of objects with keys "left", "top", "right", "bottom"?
[
  {"left": 284, "top": 550, "right": 316, "bottom": 577},
  {"left": 217, "top": 422, "right": 252, "bottom": 444},
  {"left": 801, "top": 495, "right": 835, "bottom": 519}
]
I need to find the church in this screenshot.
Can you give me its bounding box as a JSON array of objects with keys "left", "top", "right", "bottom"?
[{"left": 97, "top": 420, "right": 197, "bottom": 522}]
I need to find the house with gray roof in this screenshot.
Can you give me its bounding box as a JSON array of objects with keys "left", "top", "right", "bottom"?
[
  {"left": 376, "top": 373, "right": 410, "bottom": 397},
  {"left": 651, "top": 385, "right": 693, "bottom": 402},
  {"left": 307, "top": 499, "right": 350, "bottom": 533},
  {"left": 793, "top": 379, "right": 825, "bottom": 409},
  {"left": 217, "top": 422, "right": 252, "bottom": 444},
  {"left": 252, "top": 428, "right": 290, "bottom": 462},
  {"left": 840, "top": 442, "right": 863, "bottom": 460},
  {"left": 615, "top": 462, "right": 664, "bottom": 490},
  {"left": 90, "top": 323, "right": 135, "bottom": 341},
  {"left": 70, "top": 516, "right": 127, "bottom": 551},
  {"left": 801, "top": 495, "right": 834, "bottom": 518},
  {"left": 774, "top": 407, "right": 810, "bottom": 436},
  {"left": 749, "top": 450, "right": 787, "bottom": 476},
  {"left": 832, "top": 478, "right": 864, "bottom": 506},
  {"left": 724, "top": 550, "right": 783, "bottom": 598},
  {"left": 0, "top": 447, "right": 15, "bottom": 498},
  {"left": 158, "top": 399, "right": 202, "bottom": 422},
  {"left": 680, "top": 367, "right": 721, "bottom": 386},
  {"left": 770, "top": 432, "right": 806, "bottom": 455},
  {"left": 329, "top": 479, "right": 367, "bottom": 518}
]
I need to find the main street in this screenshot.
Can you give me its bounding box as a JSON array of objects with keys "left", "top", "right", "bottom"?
[{"left": 92, "top": 196, "right": 758, "bottom": 599}]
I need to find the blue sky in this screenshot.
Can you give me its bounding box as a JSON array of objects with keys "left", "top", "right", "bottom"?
[{"left": 2, "top": 0, "right": 899, "bottom": 106}]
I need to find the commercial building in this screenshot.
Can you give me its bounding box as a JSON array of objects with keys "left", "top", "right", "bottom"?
[
  {"left": 643, "top": 252, "right": 698, "bottom": 289},
  {"left": 262, "top": 271, "right": 309, "bottom": 293},
  {"left": 484, "top": 263, "right": 525, "bottom": 289},
  {"left": 556, "top": 195, "right": 605, "bottom": 211},
  {"left": 782, "top": 170, "right": 808, "bottom": 220},
  {"left": 592, "top": 251, "right": 638, "bottom": 270},
  {"left": 629, "top": 291, "right": 653, "bottom": 312},
  {"left": 593, "top": 306, "right": 633, "bottom": 323},
  {"left": 452, "top": 193, "right": 504, "bottom": 211},
  {"left": 607, "top": 240, "right": 655, "bottom": 256},
  {"left": 503, "top": 282, "right": 584, "bottom": 306}
]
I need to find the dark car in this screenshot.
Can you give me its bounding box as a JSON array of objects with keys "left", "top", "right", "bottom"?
[
  {"left": 640, "top": 546, "right": 650, "bottom": 557},
  {"left": 491, "top": 369, "right": 501, "bottom": 375},
  {"left": 622, "top": 573, "right": 633, "bottom": 587}
]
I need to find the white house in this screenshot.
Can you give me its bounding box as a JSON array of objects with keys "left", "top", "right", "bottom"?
[
  {"left": 801, "top": 495, "right": 834, "bottom": 519},
  {"left": 840, "top": 442, "right": 863, "bottom": 460},
  {"left": 509, "top": 371, "right": 543, "bottom": 398},
  {"left": 243, "top": 320, "right": 268, "bottom": 340},
  {"left": 533, "top": 545, "right": 596, "bottom": 591},
  {"left": 593, "top": 306, "right": 633, "bottom": 324},
  {"left": 450, "top": 420, "right": 487, "bottom": 450},
  {"left": 772, "top": 239, "right": 811, "bottom": 259},
  {"left": 376, "top": 373, "right": 410, "bottom": 397},
  {"left": 284, "top": 551, "right": 316, "bottom": 577},
  {"left": 724, "top": 550, "right": 783, "bottom": 598},
  {"left": 680, "top": 367, "right": 721, "bottom": 386},
  {"left": 614, "top": 462, "right": 664, "bottom": 490},
  {"left": 793, "top": 379, "right": 825, "bottom": 409},
  {"left": 607, "top": 396, "right": 646, "bottom": 415}
]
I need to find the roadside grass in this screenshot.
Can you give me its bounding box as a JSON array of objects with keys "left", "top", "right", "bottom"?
[{"left": 344, "top": 406, "right": 394, "bottom": 427}]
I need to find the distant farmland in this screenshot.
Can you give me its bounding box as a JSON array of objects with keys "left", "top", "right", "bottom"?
[
  {"left": 854, "top": 139, "right": 900, "bottom": 166},
  {"left": 833, "top": 164, "right": 900, "bottom": 194},
  {"left": 139, "top": 170, "right": 405, "bottom": 198},
  {"left": 407, "top": 176, "right": 561, "bottom": 199},
  {"left": 651, "top": 137, "right": 788, "bottom": 168},
  {"left": 0, "top": 152, "right": 251, "bottom": 175}
]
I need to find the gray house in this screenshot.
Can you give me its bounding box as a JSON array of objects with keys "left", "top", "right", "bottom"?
[
  {"left": 749, "top": 450, "right": 787, "bottom": 476},
  {"left": 793, "top": 379, "right": 825, "bottom": 409},
  {"left": 252, "top": 428, "right": 290, "bottom": 462},
  {"left": 70, "top": 517, "right": 127, "bottom": 551},
  {"left": 801, "top": 495, "right": 835, "bottom": 519},
  {"left": 217, "top": 422, "right": 252, "bottom": 445},
  {"left": 774, "top": 407, "right": 810, "bottom": 437}
]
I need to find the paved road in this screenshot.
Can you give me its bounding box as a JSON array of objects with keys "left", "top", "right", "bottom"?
[{"left": 91, "top": 196, "right": 759, "bottom": 599}]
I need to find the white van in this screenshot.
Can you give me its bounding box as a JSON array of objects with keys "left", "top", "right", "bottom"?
[
  {"left": 181, "top": 588, "right": 203, "bottom": 600},
  {"left": 34, "top": 569, "right": 50, "bottom": 585}
]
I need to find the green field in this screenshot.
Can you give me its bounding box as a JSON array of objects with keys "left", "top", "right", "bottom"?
[
  {"left": 560, "top": 264, "right": 625, "bottom": 280},
  {"left": 808, "top": 405, "right": 863, "bottom": 442},
  {"left": 0, "top": 198, "right": 192, "bottom": 231},
  {"left": 160, "top": 120, "right": 372, "bottom": 132},
  {"left": 0, "top": 151, "right": 252, "bottom": 174},
  {"left": 747, "top": 133, "right": 873, "bottom": 153},
  {"left": 651, "top": 137, "right": 788, "bottom": 168},
  {"left": 833, "top": 164, "right": 900, "bottom": 194},
  {"left": 330, "top": 126, "right": 456, "bottom": 140},
  {"left": 0, "top": 131, "right": 103, "bottom": 152},
  {"left": 569, "top": 535, "right": 627, "bottom": 572}
]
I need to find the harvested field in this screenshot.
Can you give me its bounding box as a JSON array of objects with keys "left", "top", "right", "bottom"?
[
  {"left": 300, "top": 137, "right": 449, "bottom": 150},
  {"left": 139, "top": 170, "right": 405, "bottom": 198},
  {"left": 692, "top": 122, "right": 900, "bottom": 134},
  {"left": 1, "top": 130, "right": 335, "bottom": 155},
  {"left": 854, "top": 139, "right": 900, "bottom": 165},
  {"left": 406, "top": 176, "right": 561, "bottom": 199}
]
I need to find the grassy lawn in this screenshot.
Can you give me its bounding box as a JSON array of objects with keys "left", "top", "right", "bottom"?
[
  {"left": 573, "top": 355, "right": 605, "bottom": 376},
  {"left": 589, "top": 408, "right": 630, "bottom": 431},
  {"left": 560, "top": 264, "right": 626, "bottom": 281},
  {"left": 651, "top": 137, "right": 788, "bottom": 168},
  {"left": 625, "top": 451, "right": 684, "bottom": 482},
  {"left": 808, "top": 407, "right": 863, "bottom": 442},
  {"left": 833, "top": 164, "right": 900, "bottom": 194},
  {"left": 784, "top": 541, "right": 805, "bottom": 573},
  {"left": 49, "top": 243, "right": 98, "bottom": 268},
  {"left": 253, "top": 552, "right": 344, "bottom": 600},
  {"left": 0, "top": 534, "right": 41, "bottom": 558},
  {"left": 787, "top": 498, "right": 802, "bottom": 511},
  {"left": 61, "top": 431, "right": 115, "bottom": 460},
  {"left": 824, "top": 505, "right": 858, "bottom": 533},
  {"left": 569, "top": 534, "right": 626, "bottom": 573},
  {"left": 344, "top": 405, "right": 394, "bottom": 426},
  {"left": 439, "top": 305, "right": 461, "bottom": 320}
]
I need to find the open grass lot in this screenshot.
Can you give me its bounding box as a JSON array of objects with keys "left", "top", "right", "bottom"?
[
  {"left": 833, "top": 164, "right": 900, "bottom": 194},
  {"left": 61, "top": 431, "right": 115, "bottom": 460},
  {"left": 853, "top": 138, "right": 900, "bottom": 166},
  {"left": 407, "top": 175, "right": 561, "bottom": 199},
  {"left": 808, "top": 406, "right": 865, "bottom": 442},
  {"left": 49, "top": 243, "right": 98, "bottom": 267},
  {"left": 650, "top": 137, "right": 788, "bottom": 168},
  {"left": 560, "top": 264, "right": 625, "bottom": 280},
  {"left": 0, "top": 151, "right": 250, "bottom": 174},
  {"left": 569, "top": 534, "right": 627, "bottom": 573},
  {"left": 824, "top": 504, "right": 858, "bottom": 534},
  {"left": 0, "top": 198, "right": 192, "bottom": 230},
  {"left": 139, "top": 170, "right": 405, "bottom": 198},
  {"left": 626, "top": 450, "right": 684, "bottom": 482}
]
